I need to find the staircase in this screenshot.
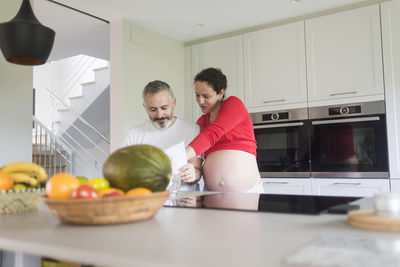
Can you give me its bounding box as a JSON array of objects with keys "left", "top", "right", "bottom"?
[
  {"left": 32, "top": 117, "right": 73, "bottom": 177},
  {"left": 33, "top": 54, "right": 110, "bottom": 178}
]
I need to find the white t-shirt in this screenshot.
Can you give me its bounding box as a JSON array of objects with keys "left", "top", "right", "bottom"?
[
  {"left": 121, "top": 118, "right": 200, "bottom": 191},
  {"left": 121, "top": 118, "right": 199, "bottom": 149}
]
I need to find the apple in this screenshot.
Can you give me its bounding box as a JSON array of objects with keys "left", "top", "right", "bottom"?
[
  {"left": 99, "top": 188, "right": 125, "bottom": 197},
  {"left": 76, "top": 176, "right": 89, "bottom": 184},
  {"left": 70, "top": 185, "right": 99, "bottom": 199},
  {"left": 101, "top": 191, "right": 124, "bottom": 198}
]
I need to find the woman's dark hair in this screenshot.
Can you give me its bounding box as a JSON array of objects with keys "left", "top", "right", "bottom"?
[{"left": 194, "top": 68, "right": 227, "bottom": 98}]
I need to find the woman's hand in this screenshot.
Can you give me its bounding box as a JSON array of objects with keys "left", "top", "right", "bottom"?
[{"left": 179, "top": 163, "right": 197, "bottom": 184}]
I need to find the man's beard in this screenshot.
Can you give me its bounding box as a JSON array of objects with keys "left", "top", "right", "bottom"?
[{"left": 152, "top": 115, "right": 173, "bottom": 129}]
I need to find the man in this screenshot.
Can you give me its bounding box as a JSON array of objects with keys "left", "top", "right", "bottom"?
[{"left": 122, "top": 80, "right": 201, "bottom": 190}]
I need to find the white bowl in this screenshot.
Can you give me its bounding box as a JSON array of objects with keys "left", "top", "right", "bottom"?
[{"left": 374, "top": 193, "right": 400, "bottom": 217}]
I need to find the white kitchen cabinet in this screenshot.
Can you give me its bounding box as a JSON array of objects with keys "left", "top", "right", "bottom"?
[
  {"left": 311, "top": 178, "right": 390, "bottom": 197},
  {"left": 305, "top": 4, "right": 384, "bottom": 107},
  {"left": 244, "top": 21, "right": 307, "bottom": 113},
  {"left": 390, "top": 179, "right": 400, "bottom": 193},
  {"left": 381, "top": 2, "right": 400, "bottom": 180},
  {"left": 190, "top": 36, "right": 244, "bottom": 121},
  {"left": 262, "top": 178, "right": 312, "bottom": 195}
]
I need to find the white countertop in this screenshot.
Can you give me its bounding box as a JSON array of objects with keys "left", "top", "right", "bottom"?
[{"left": 0, "top": 193, "right": 397, "bottom": 267}]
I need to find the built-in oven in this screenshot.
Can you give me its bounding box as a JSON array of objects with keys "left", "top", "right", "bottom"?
[
  {"left": 309, "top": 101, "right": 388, "bottom": 178},
  {"left": 250, "top": 108, "right": 310, "bottom": 178}
]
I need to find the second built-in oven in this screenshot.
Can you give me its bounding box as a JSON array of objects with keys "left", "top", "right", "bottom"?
[
  {"left": 309, "top": 101, "right": 388, "bottom": 178},
  {"left": 250, "top": 108, "right": 310, "bottom": 178}
]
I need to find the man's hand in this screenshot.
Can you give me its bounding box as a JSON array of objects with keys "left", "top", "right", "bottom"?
[{"left": 179, "top": 163, "right": 197, "bottom": 184}]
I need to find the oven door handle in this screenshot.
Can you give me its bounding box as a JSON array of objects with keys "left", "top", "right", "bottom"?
[
  {"left": 253, "top": 122, "right": 304, "bottom": 129},
  {"left": 311, "top": 116, "right": 380, "bottom": 125}
]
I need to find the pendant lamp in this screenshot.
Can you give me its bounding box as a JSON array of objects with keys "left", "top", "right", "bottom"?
[{"left": 0, "top": 0, "right": 55, "bottom": 66}]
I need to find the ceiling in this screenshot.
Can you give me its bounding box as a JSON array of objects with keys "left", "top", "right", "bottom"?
[{"left": 31, "top": 0, "right": 375, "bottom": 61}]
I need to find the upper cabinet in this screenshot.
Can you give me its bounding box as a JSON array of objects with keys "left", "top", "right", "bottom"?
[
  {"left": 305, "top": 5, "right": 384, "bottom": 107},
  {"left": 191, "top": 36, "right": 244, "bottom": 121},
  {"left": 244, "top": 21, "right": 307, "bottom": 112}
]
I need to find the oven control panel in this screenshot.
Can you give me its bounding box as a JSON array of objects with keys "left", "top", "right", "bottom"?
[{"left": 329, "top": 105, "right": 361, "bottom": 116}]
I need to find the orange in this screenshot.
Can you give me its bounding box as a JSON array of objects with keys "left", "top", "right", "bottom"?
[
  {"left": 126, "top": 187, "right": 152, "bottom": 196},
  {"left": 98, "top": 188, "right": 125, "bottom": 197},
  {"left": 46, "top": 173, "right": 80, "bottom": 199},
  {"left": 0, "top": 172, "right": 14, "bottom": 190}
]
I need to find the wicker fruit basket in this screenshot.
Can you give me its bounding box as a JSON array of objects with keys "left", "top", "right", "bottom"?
[
  {"left": 0, "top": 188, "right": 46, "bottom": 213},
  {"left": 43, "top": 191, "right": 170, "bottom": 225}
]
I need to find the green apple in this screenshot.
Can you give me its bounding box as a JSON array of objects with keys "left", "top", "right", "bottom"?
[{"left": 76, "top": 176, "right": 89, "bottom": 184}]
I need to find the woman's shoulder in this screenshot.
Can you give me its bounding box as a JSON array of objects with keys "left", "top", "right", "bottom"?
[{"left": 222, "top": 96, "right": 246, "bottom": 110}]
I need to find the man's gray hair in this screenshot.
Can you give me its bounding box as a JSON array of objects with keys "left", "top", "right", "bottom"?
[{"left": 142, "top": 80, "right": 175, "bottom": 101}]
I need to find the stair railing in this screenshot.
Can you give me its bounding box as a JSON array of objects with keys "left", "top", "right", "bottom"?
[
  {"left": 32, "top": 116, "right": 74, "bottom": 177},
  {"left": 37, "top": 87, "right": 109, "bottom": 177},
  {"left": 42, "top": 87, "right": 110, "bottom": 145},
  {"left": 58, "top": 56, "right": 98, "bottom": 101}
]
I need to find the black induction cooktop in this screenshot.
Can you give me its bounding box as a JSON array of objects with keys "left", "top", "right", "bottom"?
[{"left": 164, "top": 193, "right": 361, "bottom": 215}]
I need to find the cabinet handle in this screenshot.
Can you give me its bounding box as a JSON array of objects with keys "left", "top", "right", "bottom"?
[
  {"left": 262, "top": 99, "right": 285, "bottom": 104},
  {"left": 263, "top": 182, "right": 289, "bottom": 185},
  {"left": 331, "top": 182, "right": 362, "bottom": 186},
  {"left": 329, "top": 91, "right": 357, "bottom": 97}
]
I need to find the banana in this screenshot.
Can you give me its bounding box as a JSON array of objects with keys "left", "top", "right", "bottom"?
[
  {"left": 1, "top": 162, "right": 47, "bottom": 182},
  {"left": 9, "top": 172, "right": 39, "bottom": 187},
  {"left": 13, "top": 184, "right": 27, "bottom": 191}
]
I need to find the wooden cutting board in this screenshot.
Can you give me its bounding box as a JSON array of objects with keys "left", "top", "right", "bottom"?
[{"left": 347, "top": 210, "right": 400, "bottom": 232}]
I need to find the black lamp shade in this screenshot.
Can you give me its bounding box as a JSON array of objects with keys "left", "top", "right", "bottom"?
[{"left": 0, "top": 0, "right": 55, "bottom": 66}]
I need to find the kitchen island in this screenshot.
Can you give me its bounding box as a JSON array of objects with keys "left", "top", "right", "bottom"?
[{"left": 0, "top": 192, "right": 397, "bottom": 267}]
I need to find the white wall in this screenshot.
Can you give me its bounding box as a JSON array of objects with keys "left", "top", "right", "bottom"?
[
  {"left": 0, "top": 0, "right": 33, "bottom": 166},
  {"left": 110, "top": 19, "right": 184, "bottom": 152}
]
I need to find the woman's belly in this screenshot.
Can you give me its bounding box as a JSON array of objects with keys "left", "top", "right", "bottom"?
[{"left": 203, "top": 150, "right": 261, "bottom": 192}]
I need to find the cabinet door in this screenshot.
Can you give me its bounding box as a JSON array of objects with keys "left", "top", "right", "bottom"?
[
  {"left": 191, "top": 36, "right": 244, "bottom": 121},
  {"left": 312, "top": 178, "right": 390, "bottom": 197},
  {"left": 391, "top": 179, "right": 400, "bottom": 193},
  {"left": 306, "top": 5, "right": 384, "bottom": 106},
  {"left": 262, "top": 178, "right": 312, "bottom": 195},
  {"left": 381, "top": 2, "right": 400, "bottom": 179},
  {"left": 244, "top": 21, "right": 307, "bottom": 112}
]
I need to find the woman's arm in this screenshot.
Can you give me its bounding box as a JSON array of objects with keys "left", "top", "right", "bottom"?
[{"left": 188, "top": 97, "right": 248, "bottom": 159}]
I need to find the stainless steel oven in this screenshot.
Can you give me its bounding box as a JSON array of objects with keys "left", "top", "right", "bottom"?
[
  {"left": 309, "top": 101, "right": 388, "bottom": 178},
  {"left": 250, "top": 108, "right": 310, "bottom": 178}
]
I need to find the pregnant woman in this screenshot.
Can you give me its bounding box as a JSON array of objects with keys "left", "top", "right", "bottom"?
[{"left": 185, "top": 68, "right": 262, "bottom": 193}]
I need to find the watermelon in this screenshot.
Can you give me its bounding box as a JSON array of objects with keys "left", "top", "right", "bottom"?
[{"left": 102, "top": 145, "right": 171, "bottom": 192}]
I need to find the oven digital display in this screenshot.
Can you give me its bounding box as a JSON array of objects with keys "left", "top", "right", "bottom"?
[
  {"left": 329, "top": 105, "right": 361, "bottom": 116},
  {"left": 262, "top": 112, "right": 289, "bottom": 121}
]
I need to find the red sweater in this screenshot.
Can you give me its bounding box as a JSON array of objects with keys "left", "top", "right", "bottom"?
[{"left": 189, "top": 96, "right": 257, "bottom": 158}]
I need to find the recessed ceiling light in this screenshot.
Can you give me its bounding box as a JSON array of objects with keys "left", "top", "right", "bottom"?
[
  {"left": 195, "top": 24, "right": 206, "bottom": 29},
  {"left": 291, "top": 0, "right": 302, "bottom": 3}
]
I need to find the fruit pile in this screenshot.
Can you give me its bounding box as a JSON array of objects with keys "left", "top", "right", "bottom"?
[
  {"left": 46, "top": 173, "right": 152, "bottom": 200},
  {"left": 0, "top": 162, "right": 47, "bottom": 191}
]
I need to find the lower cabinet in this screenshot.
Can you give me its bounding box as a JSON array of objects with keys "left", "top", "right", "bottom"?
[
  {"left": 390, "top": 179, "right": 400, "bottom": 193},
  {"left": 262, "top": 178, "right": 390, "bottom": 196},
  {"left": 262, "top": 178, "right": 312, "bottom": 195},
  {"left": 311, "top": 178, "right": 390, "bottom": 197}
]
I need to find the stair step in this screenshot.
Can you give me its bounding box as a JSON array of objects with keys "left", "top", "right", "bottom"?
[
  {"left": 93, "top": 66, "right": 108, "bottom": 71},
  {"left": 81, "top": 81, "right": 95, "bottom": 86},
  {"left": 69, "top": 95, "right": 83, "bottom": 99}
]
